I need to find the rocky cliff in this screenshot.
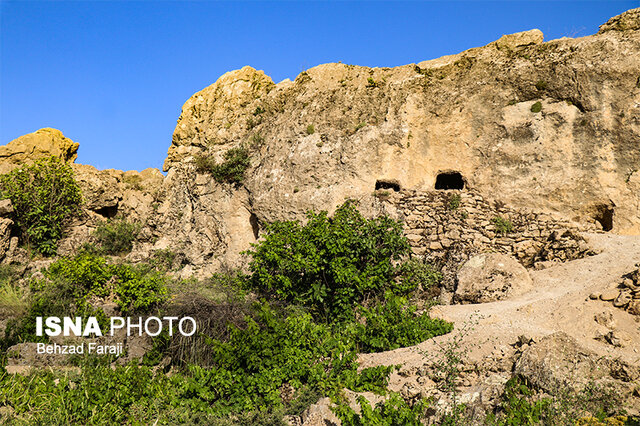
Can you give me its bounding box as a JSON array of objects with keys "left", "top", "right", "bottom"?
[{"left": 2, "top": 9, "right": 639, "bottom": 275}]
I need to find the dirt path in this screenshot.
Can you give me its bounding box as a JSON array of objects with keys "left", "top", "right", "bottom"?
[{"left": 359, "top": 233, "right": 640, "bottom": 391}]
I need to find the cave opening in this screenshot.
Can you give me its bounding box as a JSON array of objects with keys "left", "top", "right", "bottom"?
[
  {"left": 375, "top": 180, "right": 401, "bottom": 192},
  {"left": 594, "top": 204, "right": 614, "bottom": 232},
  {"left": 249, "top": 213, "right": 260, "bottom": 239},
  {"left": 435, "top": 172, "right": 465, "bottom": 190},
  {"left": 95, "top": 205, "right": 118, "bottom": 219}
]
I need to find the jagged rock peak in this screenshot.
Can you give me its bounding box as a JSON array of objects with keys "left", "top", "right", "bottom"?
[
  {"left": 0, "top": 128, "right": 79, "bottom": 174},
  {"left": 599, "top": 7, "right": 640, "bottom": 33},
  {"left": 165, "top": 66, "right": 275, "bottom": 171}
]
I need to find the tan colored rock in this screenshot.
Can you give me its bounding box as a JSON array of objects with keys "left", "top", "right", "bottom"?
[
  {"left": 600, "top": 289, "right": 620, "bottom": 301},
  {"left": 159, "top": 10, "right": 640, "bottom": 269},
  {"left": 0, "top": 217, "right": 13, "bottom": 261},
  {"left": 0, "top": 128, "right": 78, "bottom": 174},
  {"left": 492, "top": 29, "right": 543, "bottom": 51},
  {"left": 594, "top": 311, "right": 617, "bottom": 329},
  {"left": 599, "top": 7, "right": 640, "bottom": 33},
  {"left": 0, "top": 199, "right": 13, "bottom": 216},
  {"left": 515, "top": 332, "right": 620, "bottom": 392},
  {"left": 606, "top": 330, "right": 633, "bottom": 348},
  {"left": 613, "top": 291, "right": 632, "bottom": 307},
  {"left": 455, "top": 253, "right": 532, "bottom": 303}
]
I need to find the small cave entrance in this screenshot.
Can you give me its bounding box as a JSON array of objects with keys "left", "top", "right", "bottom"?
[
  {"left": 94, "top": 205, "right": 118, "bottom": 219},
  {"left": 435, "top": 172, "right": 465, "bottom": 190},
  {"left": 593, "top": 204, "right": 614, "bottom": 232},
  {"left": 375, "top": 180, "right": 401, "bottom": 192},
  {"left": 249, "top": 212, "right": 260, "bottom": 239}
]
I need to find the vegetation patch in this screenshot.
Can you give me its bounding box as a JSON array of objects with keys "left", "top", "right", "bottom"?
[
  {"left": 93, "top": 219, "right": 141, "bottom": 255},
  {"left": 0, "top": 157, "right": 82, "bottom": 256},
  {"left": 195, "top": 147, "right": 251, "bottom": 184},
  {"left": 531, "top": 101, "right": 543, "bottom": 113}
]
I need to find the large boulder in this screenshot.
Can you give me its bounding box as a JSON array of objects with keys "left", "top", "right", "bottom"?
[
  {"left": 455, "top": 253, "right": 532, "bottom": 303},
  {"left": 599, "top": 7, "right": 640, "bottom": 33},
  {"left": 515, "top": 332, "right": 639, "bottom": 396},
  {"left": 0, "top": 128, "right": 79, "bottom": 174}
]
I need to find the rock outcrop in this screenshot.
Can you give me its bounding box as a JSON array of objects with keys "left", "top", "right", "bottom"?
[
  {"left": 0, "top": 128, "right": 79, "bottom": 174},
  {"left": 455, "top": 253, "right": 532, "bottom": 303},
  {"left": 157, "top": 8, "right": 640, "bottom": 271}
]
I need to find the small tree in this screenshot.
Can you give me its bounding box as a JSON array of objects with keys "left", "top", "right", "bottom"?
[
  {"left": 245, "top": 200, "right": 412, "bottom": 321},
  {"left": 0, "top": 157, "right": 82, "bottom": 255}
]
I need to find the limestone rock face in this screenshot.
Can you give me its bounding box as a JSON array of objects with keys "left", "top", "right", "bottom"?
[
  {"left": 161, "top": 7, "right": 640, "bottom": 276},
  {"left": 0, "top": 128, "right": 79, "bottom": 173},
  {"left": 599, "top": 7, "right": 640, "bottom": 33},
  {"left": 455, "top": 253, "right": 532, "bottom": 303}
]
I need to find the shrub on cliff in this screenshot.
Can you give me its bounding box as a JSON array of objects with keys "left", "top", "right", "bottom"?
[
  {"left": 94, "top": 219, "right": 141, "bottom": 255},
  {"left": 0, "top": 157, "right": 82, "bottom": 256},
  {"left": 195, "top": 147, "right": 250, "bottom": 184}
]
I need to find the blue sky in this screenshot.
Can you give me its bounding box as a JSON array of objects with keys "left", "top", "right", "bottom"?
[{"left": 1, "top": 1, "right": 637, "bottom": 171}]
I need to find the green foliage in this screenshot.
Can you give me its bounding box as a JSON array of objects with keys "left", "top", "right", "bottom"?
[
  {"left": 253, "top": 106, "right": 265, "bottom": 115},
  {"left": 245, "top": 200, "right": 411, "bottom": 321},
  {"left": 0, "top": 265, "right": 26, "bottom": 317},
  {"left": 93, "top": 219, "right": 141, "bottom": 255},
  {"left": 195, "top": 147, "right": 251, "bottom": 184},
  {"left": 0, "top": 157, "right": 82, "bottom": 255},
  {"left": 448, "top": 193, "right": 461, "bottom": 210},
  {"left": 348, "top": 294, "right": 453, "bottom": 353},
  {"left": 493, "top": 216, "right": 514, "bottom": 234},
  {"left": 333, "top": 393, "right": 428, "bottom": 426},
  {"left": 535, "top": 80, "right": 547, "bottom": 90},
  {"left": 489, "top": 377, "right": 551, "bottom": 425},
  {"left": 395, "top": 258, "right": 441, "bottom": 294},
  {"left": 306, "top": 124, "right": 315, "bottom": 135},
  {"left": 178, "top": 303, "right": 390, "bottom": 414},
  {"left": 366, "top": 77, "right": 380, "bottom": 88},
  {"left": 3, "top": 252, "right": 169, "bottom": 348},
  {"left": 531, "top": 101, "right": 542, "bottom": 113}
]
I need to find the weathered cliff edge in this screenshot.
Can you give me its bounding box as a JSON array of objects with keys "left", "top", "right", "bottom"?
[{"left": 2, "top": 9, "right": 639, "bottom": 276}]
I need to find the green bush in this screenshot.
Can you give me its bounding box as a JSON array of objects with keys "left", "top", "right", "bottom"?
[
  {"left": 245, "top": 200, "right": 411, "bottom": 321},
  {"left": 0, "top": 157, "right": 82, "bottom": 255},
  {"left": 348, "top": 294, "right": 453, "bottom": 353},
  {"left": 3, "top": 252, "right": 169, "bottom": 348},
  {"left": 492, "top": 216, "right": 514, "bottom": 234},
  {"left": 333, "top": 393, "right": 428, "bottom": 426},
  {"left": 94, "top": 219, "right": 141, "bottom": 255},
  {"left": 531, "top": 101, "right": 542, "bottom": 113},
  {"left": 178, "top": 303, "right": 391, "bottom": 414},
  {"left": 448, "top": 193, "right": 461, "bottom": 210},
  {"left": 306, "top": 124, "right": 315, "bottom": 135},
  {"left": 535, "top": 80, "right": 547, "bottom": 91},
  {"left": 196, "top": 147, "right": 250, "bottom": 184}
]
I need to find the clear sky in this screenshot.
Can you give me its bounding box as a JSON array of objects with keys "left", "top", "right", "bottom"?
[{"left": 1, "top": 1, "right": 637, "bottom": 172}]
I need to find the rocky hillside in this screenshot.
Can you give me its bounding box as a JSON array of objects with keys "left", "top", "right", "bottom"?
[{"left": 2, "top": 9, "right": 639, "bottom": 277}]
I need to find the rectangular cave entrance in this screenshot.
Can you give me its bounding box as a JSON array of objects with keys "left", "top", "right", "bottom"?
[
  {"left": 375, "top": 180, "right": 401, "bottom": 192},
  {"left": 435, "top": 172, "right": 465, "bottom": 190}
]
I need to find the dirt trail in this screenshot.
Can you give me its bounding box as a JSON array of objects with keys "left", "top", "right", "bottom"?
[{"left": 359, "top": 233, "right": 640, "bottom": 390}]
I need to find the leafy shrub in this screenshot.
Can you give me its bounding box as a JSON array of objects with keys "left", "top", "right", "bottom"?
[
  {"left": 535, "top": 80, "right": 547, "bottom": 90},
  {"left": 93, "top": 219, "right": 141, "bottom": 255},
  {"left": 394, "top": 258, "right": 442, "bottom": 294},
  {"left": 348, "top": 294, "right": 453, "bottom": 353},
  {"left": 0, "top": 157, "right": 82, "bottom": 255},
  {"left": 448, "top": 193, "right": 461, "bottom": 210},
  {"left": 333, "top": 393, "right": 428, "bottom": 426},
  {"left": 196, "top": 147, "right": 250, "bottom": 184},
  {"left": 492, "top": 216, "right": 513, "bottom": 234},
  {"left": 531, "top": 101, "right": 542, "bottom": 113},
  {"left": 3, "top": 252, "right": 169, "bottom": 347},
  {"left": 245, "top": 200, "right": 411, "bottom": 321},
  {"left": 179, "top": 303, "right": 391, "bottom": 414},
  {"left": 306, "top": 124, "right": 315, "bottom": 135}
]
